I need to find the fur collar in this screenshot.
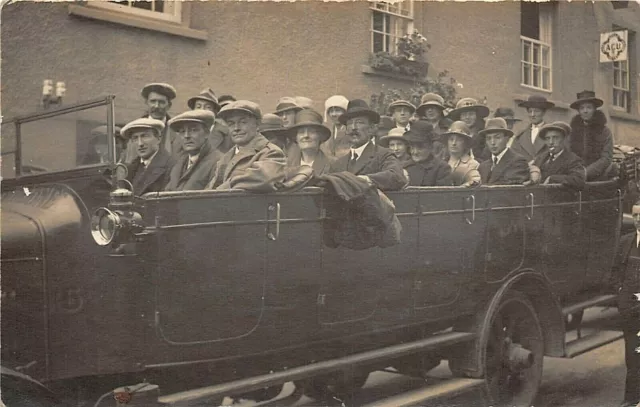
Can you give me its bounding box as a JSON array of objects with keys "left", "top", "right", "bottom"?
[{"left": 570, "top": 109, "right": 607, "bottom": 130}]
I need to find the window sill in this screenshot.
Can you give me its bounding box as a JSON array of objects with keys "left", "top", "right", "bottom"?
[
  {"left": 609, "top": 108, "right": 640, "bottom": 123},
  {"left": 361, "top": 65, "right": 417, "bottom": 83},
  {"left": 512, "top": 93, "right": 570, "bottom": 111},
  {"left": 68, "top": 4, "right": 207, "bottom": 41}
]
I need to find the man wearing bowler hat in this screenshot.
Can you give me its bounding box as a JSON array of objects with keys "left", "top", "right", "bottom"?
[
  {"left": 477, "top": 118, "right": 530, "bottom": 185},
  {"left": 510, "top": 95, "right": 555, "bottom": 161},
  {"left": 121, "top": 118, "right": 174, "bottom": 195},
  {"left": 329, "top": 99, "right": 407, "bottom": 192},
  {"left": 404, "top": 120, "right": 452, "bottom": 187},
  {"left": 139, "top": 82, "right": 180, "bottom": 159},
  {"left": 569, "top": 90, "right": 614, "bottom": 181},
  {"left": 164, "top": 110, "right": 223, "bottom": 191},
  {"left": 206, "top": 101, "right": 286, "bottom": 192},
  {"left": 532, "top": 121, "right": 585, "bottom": 190}
]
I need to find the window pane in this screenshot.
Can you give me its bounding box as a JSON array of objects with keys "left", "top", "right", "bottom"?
[
  {"left": 155, "top": 0, "right": 164, "bottom": 13},
  {"left": 388, "top": 3, "right": 398, "bottom": 14},
  {"left": 542, "top": 68, "right": 550, "bottom": 90},
  {"left": 375, "top": 2, "right": 387, "bottom": 10},
  {"left": 614, "top": 69, "right": 621, "bottom": 87},
  {"left": 523, "top": 64, "right": 531, "bottom": 85},
  {"left": 533, "top": 66, "right": 540, "bottom": 87},
  {"left": 542, "top": 46, "right": 550, "bottom": 67},
  {"left": 373, "top": 32, "right": 384, "bottom": 53},
  {"left": 373, "top": 11, "right": 384, "bottom": 32},
  {"left": 532, "top": 44, "right": 540, "bottom": 64},
  {"left": 521, "top": 1, "right": 540, "bottom": 39},
  {"left": 622, "top": 71, "right": 628, "bottom": 88},
  {"left": 131, "top": 1, "right": 152, "bottom": 11},
  {"left": 523, "top": 41, "right": 531, "bottom": 62},
  {"left": 385, "top": 34, "right": 391, "bottom": 53},
  {"left": 384, "top": 13, "right": 390, "bottom": 34}
]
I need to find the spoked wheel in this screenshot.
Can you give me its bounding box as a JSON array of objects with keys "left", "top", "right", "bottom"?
[
  {"left": 295, "top": 371, "right": 369, "bottom": 402},
  {"left": 484, "top": 291, "right": 544, "bottom": 407}
]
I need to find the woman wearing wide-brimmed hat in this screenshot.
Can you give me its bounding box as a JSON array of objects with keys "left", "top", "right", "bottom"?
[
  {"left": 447, "top": 97, "right": 490, "bottom": 161},
  {"left": 286, "top": 109, "right": 333, "bottom": 176},
  {"left": 378, "top": 127, "right": 412, "bottom": 167},
  {"left": 444, "top": 121, "right": 481, "bottom": 187},
  {"left": 568, "top": 90, "right": 614, "bottom": 181},
  {"left": 321, "top": 95, "right": 351, "bottom": 159},
  {"left": 416, "top": 93, "right": 452, "bottom": 160}
]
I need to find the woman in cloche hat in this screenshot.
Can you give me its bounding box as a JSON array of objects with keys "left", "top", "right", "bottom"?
[
  {"left": 568, "top": 90, "right": 614, "bottom": 181},
  {"left": 444, "top": 121, "right": 481, "bottom": 187},
  {"left": 447, "top": 97, "right": 490, "bottom": 161},
  {"left": 286, "top": 109, "right": 333, "bottom": 176},
  {"left": 321, "top": 95, "right": 351, "bottom": 159},
  {"left": 378, "top": 128, "right": 412, "bottom": 167}
]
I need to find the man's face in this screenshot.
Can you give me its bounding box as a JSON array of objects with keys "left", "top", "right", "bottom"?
[
  {"left": 278, "top": 110, "right": 297, "bottom": 128},
  {"left": 194, "top": 99, "right": 216, "bottom": 112},
  {"left": 448, "top": 134, "right": 468, "bottom": 156},
  {"left": 423, "top": 107, "right": 442, "bottom": 122},
  {"left": 296, "top": 127, "right": 323, "bottom": 151},
  {"left": 131, "top": 129, "right": 160, "bottom": 160},
  {"left": 485, "top": 131, "right": 509, "bottom": 156},
  {"left": 345, "top": 116, "right": 373, "bottom": 149},
  {"left": 633, "top": 206, "right": 640, "bottom": 232},
  {"left": 410, "top": 142, "right": 432, "bottom": 162},
  {"left": 388, "top": 140, "right": 408, "bottom": 158},
  {"left": 146, "top": 91, "right": 171, "bottom": 120},
  {"left": 505, "top": 119, "right": 515, "bottom": 130},
  {"left": 527, "top": 107, "right": 545, "bottom": 125},
  {"left": 328, "top": 107, "right": 345, "bottom": 125},
  {"left": 227, "top": 113, "right": 259, "bottom": 147},
  {"left": 543, "top": 130, "right": 565, "bottom": 155},
  {"left": 460, "top": 111, "right": 477, "bottom": 127},
  {"left": 578, "top": 103, "right": 596, "bottom": 121},
  {"left": 176, "top": 122, "right": 208, "bottom": 154},
  {"left": 392, "top": 107, "right": 412, "bottom": 126}
]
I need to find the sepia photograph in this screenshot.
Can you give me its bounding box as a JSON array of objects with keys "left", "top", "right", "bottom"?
[{"left": 1, "top": 0, "right": 640, "bottom": 406}]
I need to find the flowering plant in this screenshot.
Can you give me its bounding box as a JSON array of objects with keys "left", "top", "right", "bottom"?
[{"left": 397, "top": 30, "right": 430, "bottom": 61}]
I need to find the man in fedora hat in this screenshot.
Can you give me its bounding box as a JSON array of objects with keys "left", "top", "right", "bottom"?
[
  {"left": 121, "top": 118, "right": 174, "bottom": 195},
  {"left": 188, "top": 88, "right": 221, "bottom": 113},
  {"left": 416, "top": 93, "right": 452, "bottom": 160},
  {"left": 207, "top": 101, "right": 286, "bottom": 192},
  {"left": 139, "top": 83, "right": 179, "bottom": 159},
  {"left": 569, "top": 90, "right": 614, "bottom": 181},
  {"left": 404, "top": 120, "right": 452, "bottom": 186},
  {"left": 612, "top": 202, "right": 640, "bottom": 407},
  {"left": 329, "top": 99, "right": 406, "bottom": 191},
  {"left": 494, "top": 107, "right": 522, "bottom": 131},
  {"left": 285, "top": 109, "right": 333, "bottom": 176},
  {"left": 448, "top": 97, "right": 491, "bottom": 161},
  {"left": 477, "top": 118, "right": 530, "bottom": 185},
  {"left": 188, "top": 88, "right": 234, "bottom": 155},
  {"left": 388, "top": 99, "right": 416, "bottom": 131},
  {"left": 532, "top": 121, "right": 585, "bottom": 190},
  {"left": 164, "top": 110, "right": 223, "bottom": 191},
  {"left": 510, "top": 95, "right": 555, "bottom": 161}
]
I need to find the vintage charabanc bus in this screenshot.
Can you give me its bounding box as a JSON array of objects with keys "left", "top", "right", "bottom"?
[{"left": 0, "top": 96, "right": 629, "bottom": 406}]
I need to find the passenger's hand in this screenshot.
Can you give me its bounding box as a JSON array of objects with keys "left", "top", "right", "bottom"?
[{"left": 357, "top": 175, "right": 373, "bottom": 185}]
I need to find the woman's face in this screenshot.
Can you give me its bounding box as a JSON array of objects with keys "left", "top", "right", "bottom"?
[
  {"left": 448, "top": 134, "right": 468, "bottom": 156},
  {"left": 328, "top": 107, "right": 346, "bottom": 125},
  {"left": 296, "top": 127, "right": 322, "bottom": 151},
  {"left": 578, "top": 103, "right": 596, "bottom": 121},
  {"left": 388, "top": 139, "right": 408, "bottom": 159},
  {"left": 423, "top": 106, "right": 442, "bottom": 121},
  {"left": 460, "top": 111, "right": 477, "bottom": 127}
]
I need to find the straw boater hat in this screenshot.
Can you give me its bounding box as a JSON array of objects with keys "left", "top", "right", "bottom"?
[
  {"left": 538, "top": 121, "right": 572, "bottom": 139},
  {"left": 168, "top": 110, "right": 216, "bottom": 131},
  {"left": 274, "top": 97, "right": 303, "bottom": 115},
  {"left": 570, "top": 90, "right": 604, "bottom": 110},
  {"left": 187, "top": 88, "right": 221, "bottom": 113},
  {"left": 518, "top": 95, "right": 555, "bottom": 110},
  {"left": 403, "top": 121, "right": 434, "bottom": 145},
  {"left": 493, "top": 107, "right": 522, "bottom": 123},
  {"left": 443, "top": 121, "right": 474, "bottom": 140},
  {"left": 378, "top": 127, "right": 408, "bottom": 148},
  {"left": 416, "top": 93, "right": 446, "bottom": 117},
  {"left": 218, "top": 100, "right": 262, "bottom": 121},
  {"left": 141, "top": 83, "right": 177, "bottom": 101},
  {"left": 286, "top": 109, "right": 331, "bottom": 143},
  {"left": 477, "top": 117, "right": 514, "bottom": 138},
  {"left": 259, "top": 114, "right": 288, "bottom": 139},
  {"left": 338, "top": 99, "right": 380, "bottom": 125},
  {"left": 447, "top": 98, "right": 490, "bottom": 121},
  {"left": 120, "top": 118, "right": 165, "bottom": 139},
  {"left": 388, "top": 99, "right": 416, "bottom": 114}
]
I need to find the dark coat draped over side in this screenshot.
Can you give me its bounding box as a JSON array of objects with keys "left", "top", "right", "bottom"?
[{"left": 569, "top": 110, "right": 613, "bottom": 181}]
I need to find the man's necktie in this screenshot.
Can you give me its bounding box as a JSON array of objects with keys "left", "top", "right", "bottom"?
[
  {"left": 348, "top": 153, "right": 358, "bottom": 171},
  {"left": 492, "top": 156, "right": 498, "bottom": 170}
]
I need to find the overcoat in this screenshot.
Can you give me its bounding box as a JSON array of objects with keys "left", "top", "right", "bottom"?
[
  {"left": 448, "top": 154, "right": 481, "bottom": 187},
  {"left": 532, "top": 149, "right": 586, "bottom": 190},
  {"left": 287, "top": 149, "right": 333, "bottom": 176},
  {"left": 207, "top": 134, "right": 286, "bottom": 192},
  {"left": 164, "top": 140, "right": 222, "bottom": 191},
  {"left": 127, "top": 148, "right": 174, "bottom": 195},
  {"left": 478, "top": 148, "right": 530, "bottom": 185},
  {"left": 329, "top": 142, "right": 407, "bottom": 192},
  {"left": 321, "top": 124, "right": 351, "bottom": 159},
  {"left": 510, "top": 125, "right": 548, "bottom": 161},
  {"left": 569, "top": 110, "right": 614, "bottom": 181},
  {"left": 405, "top": 154, "right": 452, "bottom": 187}
]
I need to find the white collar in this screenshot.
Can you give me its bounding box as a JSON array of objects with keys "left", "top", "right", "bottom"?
[
  {"left": 550, "top": 149, "right": 564, "bottom": 160},
  {"left": 188, "top": 153, "right": 200, "bottom": 164},
  {"left": 140, "top": 149, "right": 159, "bottom": 167},
  {"left": 351, "top": 140, "right": 370, "bottom": 159},
  {"left": 532, "top": 121, "right": 545, "bottom": 129},
  {"left": 492, "top": 148, "right": 509, "bottom": 164}
]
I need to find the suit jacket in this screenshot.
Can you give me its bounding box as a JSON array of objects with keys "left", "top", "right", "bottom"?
[
  {"left": 405, "top": 154, "right": 452, "bottom": 187},
  {"left": 612, "top": 233, "right": 640, "bottom": 317},
  {"left": 478, "top": 148, "right": 530, "bottom": 185},
  {"left": 287, "top": 149, "right": 333, "bottom": 176},
  {"left": 329, "top": 142, "right": 407, "bottom": 191},
  {"left": 510, "top": 125, "right": 548, "bottom": 161},
  {"left": 321, "top": 124, "right": 351, "bottom": 159},
  {"left": 532, "top": 149, "right": 586, "bottom": 190},
  {"left": 127, "top": 148, "right": 174, "bottom": 195},
  {"left": 164, "top": 140, "right": 222, "bottom": 191},
  {"left": 207, "top": 134, "right": 286, "bottom": 192}
]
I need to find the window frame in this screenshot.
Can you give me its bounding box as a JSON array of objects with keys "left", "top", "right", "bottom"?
[
  {"left": 612, "top": 59, "right": 631, "bottom": 112},
  {"left": 520, "top": 35, "right": 553, "bottom": 92},
  {"left": 370, "top": 1, "right": 414, "bottom": 55},
  {"left": 88, "top": 1, "right": 182, "bottom": 24}
]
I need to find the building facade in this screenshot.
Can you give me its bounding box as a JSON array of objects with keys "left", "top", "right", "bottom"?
[{"left": 1, "top": 1, "right": 639, "bottom": 144}]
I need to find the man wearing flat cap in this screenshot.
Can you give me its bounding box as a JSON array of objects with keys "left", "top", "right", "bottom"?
[
  {"left": 531, "top": 121, "right": 585, "bottom": 190},
  {"left": 121, "top": 118, "right": 174, "bottom": 195},
  {"left": 206, "top": 101, "right": 286, "bottom": 192},
  {"left": 329, "top": 99, "right": 407, "bottom": 192},
  {"left": 138, "top": 82, "right": 180, "bottom": 160},
  {"left": 188, "top": 88, "right": 234, "bottom": 155},
  {"left": 477, "top": 118, "right": 530, "bottom": 185},
  {"left": 510, "top": 95, "right": 555, "bottom": 161},
  {"left": 388, "top": 100, "right": 416, "bottom": 131},
  {"left": 164, "top": 110, "right": 223, "bottom": 191}
]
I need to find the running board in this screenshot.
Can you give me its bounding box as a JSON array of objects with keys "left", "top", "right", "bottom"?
[
  {"left": 564, "top": 330, "right": 623, "bottom": 358},
  {"left": 361, "top": 377, "right": 486, "bottom": 407},
  {"left": 158, "top": 331, "right": 475, "bottom": 405},
  {"left": 562, "top": 294, "right": 618, "bottom": 316}
]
